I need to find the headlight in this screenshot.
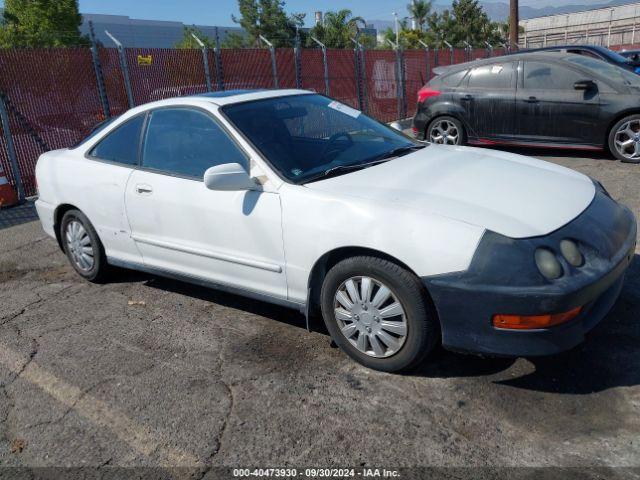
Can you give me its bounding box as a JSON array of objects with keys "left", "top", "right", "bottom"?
[
  {"left": 560, "top": 239, "right": 584, "bottom": 267},
  {"left": 535, "top": 248, "right": 563, "bottom": 280}
]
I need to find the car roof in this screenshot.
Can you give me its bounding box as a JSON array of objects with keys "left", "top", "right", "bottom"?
[
  {"left": 524, "top": 44, "right": 605, "bottom": 52},
  {"left": 433, "top": 51, "right": 575, "bottom": 75},
  {"left": 186, "top": 88, "right": 313, "bottom": 106}
]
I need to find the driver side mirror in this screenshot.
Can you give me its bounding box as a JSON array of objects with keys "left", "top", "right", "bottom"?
[
  {"left": 574, "top": 80, "right": 597, "bottom": 91},
  {"left": 203, "top": 163, "right": 259, "bottom": 191}
]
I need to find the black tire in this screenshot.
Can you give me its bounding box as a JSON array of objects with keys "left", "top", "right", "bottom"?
[
  {"left": 608, "top": 114, "right": 640, "bottom": 163},
  {"left": 427, "top": 116, "right": 466, "bottom": 146},
  {"left": 320, "top": 256, "right": 439, "bottom": 372},
  {"left": 60, "top": 209, "right": 109, "bottom": 283}
]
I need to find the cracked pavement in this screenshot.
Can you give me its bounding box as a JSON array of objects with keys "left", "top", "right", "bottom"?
[{"left": 0, "top": 153, "right": 639, "bottom": 477}]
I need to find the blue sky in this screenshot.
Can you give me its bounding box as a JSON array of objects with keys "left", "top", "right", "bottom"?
[{"left": 0, "top": 0, "right": 612, "bottom": 26}]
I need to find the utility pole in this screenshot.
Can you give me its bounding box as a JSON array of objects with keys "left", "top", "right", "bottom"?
[
  {"left": 393, "top": 12, "right": 400, "bottom": 46},
  {"left": 509, "top": 0, "right": 519, "bottom": 49},
  {"left": 411, "top": 0, "right": 417, "bottom": 30}
]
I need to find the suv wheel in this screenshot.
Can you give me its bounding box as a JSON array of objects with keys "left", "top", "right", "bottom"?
[
  {"left": 427, "top": 116, "right": 465, "bottom": 146},
  {"left": 609, "top": 114, "right": 640, "bottom": 163},
  {"left": 320, "top": 256, "right": 439, "bottom": 372}
]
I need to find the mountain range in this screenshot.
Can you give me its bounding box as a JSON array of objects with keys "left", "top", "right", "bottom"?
[
  {"left": 478, "top": 0, "right": 638, "bottom": 21},
  {"left": 368, "top": 0, "right": 639, "bottom": 25}
]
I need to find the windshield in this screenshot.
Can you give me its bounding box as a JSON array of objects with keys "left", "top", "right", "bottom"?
[
  {"left": 222, "top": 94, "right": 423, "bottom": 183},
  {"left": 592, "top": 46, "right": 632, "bottom": 63},
  {"left": 566, "top": 55, "right": 640, "bottom": 87}
]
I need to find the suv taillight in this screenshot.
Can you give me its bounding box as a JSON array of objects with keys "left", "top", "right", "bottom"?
[{"left": 418, "top": 87, "right": 441, "bottom": 103}]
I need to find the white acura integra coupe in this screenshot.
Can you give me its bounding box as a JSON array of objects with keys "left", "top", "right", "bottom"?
[{"left": 35, "top": 89, "right": 636, "bottom": 372}]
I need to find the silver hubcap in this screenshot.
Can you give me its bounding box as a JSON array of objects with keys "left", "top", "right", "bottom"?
[
  {"left": 333, "top": 276, "right": 408, "bottom": 358},
  {"left": 65, "top": 220, "right": 94, "bottom": 271},
  {"left": 614, "top": 120, "right": 640, "bottom": 160},
  {"left": 430, "top": 119, "right": 460, "bottom": 145}
]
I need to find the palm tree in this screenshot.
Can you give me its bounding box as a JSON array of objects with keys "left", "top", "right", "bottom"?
[
  {"left": 408, "top": 0, "right": 432, "bottom": 31},
  {"left": 322, "top": 9, "right": 366, "bottom": 48}
]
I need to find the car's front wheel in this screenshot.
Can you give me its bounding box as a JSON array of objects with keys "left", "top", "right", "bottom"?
[
  {"left": 320, "top": 256, "right": 439, "bottom": 372},
  {"left": 60, "top": 209, "right": 109, "bottom": 283},
  {"left": 609, "top": 114, "right": 640, "bottom": 163},
  {"left": 427, "top": 116, "right": 465, "bottom": 146}
]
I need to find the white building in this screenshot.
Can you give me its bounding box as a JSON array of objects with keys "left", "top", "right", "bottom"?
[{"left": 520, "top": 2, "right": 640, "bottom": 49}]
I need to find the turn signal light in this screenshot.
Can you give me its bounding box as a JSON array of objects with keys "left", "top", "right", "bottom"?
[
  {"left": 418, "top": 87, "right": 441, "bottom": 103},
  {"left": 492, "top": 307, "right": 582, "bottom": 330}
]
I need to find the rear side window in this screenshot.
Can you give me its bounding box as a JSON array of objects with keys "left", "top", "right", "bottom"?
[
  {"left": 88, "top": 115, "right": 144, "bottom": 165},
  {"left": 524, "top": 61, "right": 584, "bottom": 90},
  {"left": 142, "top": 108, "right": 247, "bottom": 178},
  {"left": 441, "top": 70, "right": 468, "bottom": 87},
  {"left": 468, "top": 63, "right": 514, "bottom": 89}
]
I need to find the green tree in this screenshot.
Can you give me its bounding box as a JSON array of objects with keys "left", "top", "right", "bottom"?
[
  {"left": 221, "top": 32, "right": 251, "bottom": 48},
  {"left": 0, "top": 0, "right": 89, "bottom": 47},
  {"left": 427, "top": 0, "right": 504, "bottom": 47},
  {"left": 175, "top": 26, "right": 216, "bottom": 49},
  {"left": 232, "top": 0, "right": 297, "bottom": 47},
  {"left": 307, "top": 9, "right": 366, "bottom": 49},
  {"left": 408, "top": 0, "right": 432, "bottom": 32}
]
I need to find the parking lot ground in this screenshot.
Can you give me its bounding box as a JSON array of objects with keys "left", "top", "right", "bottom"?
[{"left": 1, "top": 151, "right": 640, "bottom": 477}]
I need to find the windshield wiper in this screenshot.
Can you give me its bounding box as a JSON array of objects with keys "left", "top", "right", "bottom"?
[
  {"left": 304, "top": 159, "right": 392, "bottom": 183},
  {"left": 374, "top": 144, "right": 425, "bottom": 161},
  {"left": 303, "top": 145, "right": 426, "bottom": 184}
]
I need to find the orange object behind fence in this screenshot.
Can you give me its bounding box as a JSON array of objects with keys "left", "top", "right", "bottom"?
[{"left": 0, "top": 164, "right": 18, "bottom": 208}]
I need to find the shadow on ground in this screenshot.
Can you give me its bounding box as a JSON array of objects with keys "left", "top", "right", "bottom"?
[
  {"left": 0, "top": 201, "right": 38, "bottom": 230},
  {"left": 113, "top": 253, "right": 640, "bottom": 396}
]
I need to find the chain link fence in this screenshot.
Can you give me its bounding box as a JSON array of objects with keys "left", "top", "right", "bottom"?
[{"left": 0, "top": 42, "right": 555, "bottom": 200}]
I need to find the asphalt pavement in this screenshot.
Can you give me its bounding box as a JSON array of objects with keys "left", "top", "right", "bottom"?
[{"left": 0, "top": 149, "right": 639, "bottom": 478}]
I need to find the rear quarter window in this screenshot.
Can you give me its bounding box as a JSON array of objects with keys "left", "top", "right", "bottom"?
[
  {"left": 88, "top": 115, "right": 145, "bottom": 166},
  {"left": 441, "top": 70, "right": 468, "bottom": 87}
]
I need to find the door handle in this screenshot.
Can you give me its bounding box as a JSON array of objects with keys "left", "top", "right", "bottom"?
[
  {"left": 135, "top": 184, "right": 153, "bottom": 194},
  {"left": 461, "top": 94, "right": 473, "bottom": 101},
  {"left": 525, "top": 96, "right": 539, "bottom": 104}
]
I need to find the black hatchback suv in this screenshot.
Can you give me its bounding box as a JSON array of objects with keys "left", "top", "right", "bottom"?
[{"left": 412, "top": 52, "right": 640, "bottom": 162}]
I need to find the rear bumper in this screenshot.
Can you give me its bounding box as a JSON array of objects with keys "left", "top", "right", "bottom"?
[
  {"left": 35, "top": 199, "right": 56, "bottom": 239},
  {"left": 423, "top": 190, "right": 637, "bottom": 357}
]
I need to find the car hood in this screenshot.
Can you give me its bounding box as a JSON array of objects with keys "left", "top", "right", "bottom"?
[{"left": 305, "top": 145, "right": 596, "bottom": 239}]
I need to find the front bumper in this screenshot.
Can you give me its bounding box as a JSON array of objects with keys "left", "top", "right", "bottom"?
[{"left": 423, "top": 190, "right": 637, "bottom": 357}]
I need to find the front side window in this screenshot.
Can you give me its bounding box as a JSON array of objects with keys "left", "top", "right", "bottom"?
[
  {"left": 88, "top": 115, "right": 144, "bottom": 165},
  {"left": 468, "top": 63, "right": 515, "bottom": 89},
  {"left": 565, "top": 55, "right": 640, "bottom": 87},
  {"left": 142, "top": 108, "right": 247, "bottom": 178},
  {"left": 523, "top": 61, "right": 584, "bottom": 90},
  {"left": 223, "top": 94, "right": 423, "bottom": 183}
]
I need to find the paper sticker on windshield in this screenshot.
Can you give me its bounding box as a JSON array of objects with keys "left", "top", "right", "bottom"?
[{"left": 328, "top": 101, "right": 361, "bottom": 119}]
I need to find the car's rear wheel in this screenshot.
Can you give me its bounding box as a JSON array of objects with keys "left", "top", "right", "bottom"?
[
  {"left": 320, "top": 256, "right": 439, "bottom": 372},
  {"left": 427, "top": 116, "right": 465, "bottom": 146},
  {"left": 609, "top": 114, "right": 640, "bottom": 163},
  {"left": 60, "top": 209, "right": 109, "bottom": 283}
]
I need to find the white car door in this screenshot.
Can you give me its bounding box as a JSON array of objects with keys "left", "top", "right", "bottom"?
[
  {"left": 124, "top": 106, "right": 287, "bottom": 300},
  {"left": 72, "top": 114, "right": 146, "bottom": 264}
]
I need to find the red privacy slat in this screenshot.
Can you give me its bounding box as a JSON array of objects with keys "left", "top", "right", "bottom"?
[
  {"left": 275, "top": 49, "right": 296, "bottom": 89},
  {"left": 125, "top": 48, "right": 209, "bottom": 104},
  {"left": 363, "top": 50, "right": 398, "bottom": 123},
  {"left": 98, "top": 47, "right": 129, "bottom": 116},
  {"left": 221, "top": 49, "right": 275, "bottom": 90},
  {"left": 0, "top": 48, "right": 104, "bottom": 196},
  {"left": 403, "top": 50, "right": 429, "bottom": 118},
  {"left": 300, "top": 49, "right": 326, "bottom": 94},
  {"left": 0, "top": 46, "right": 539, "bottom": 197},
  {"left": 326, "top": 49, "right": 359, "bottom": 109}
]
